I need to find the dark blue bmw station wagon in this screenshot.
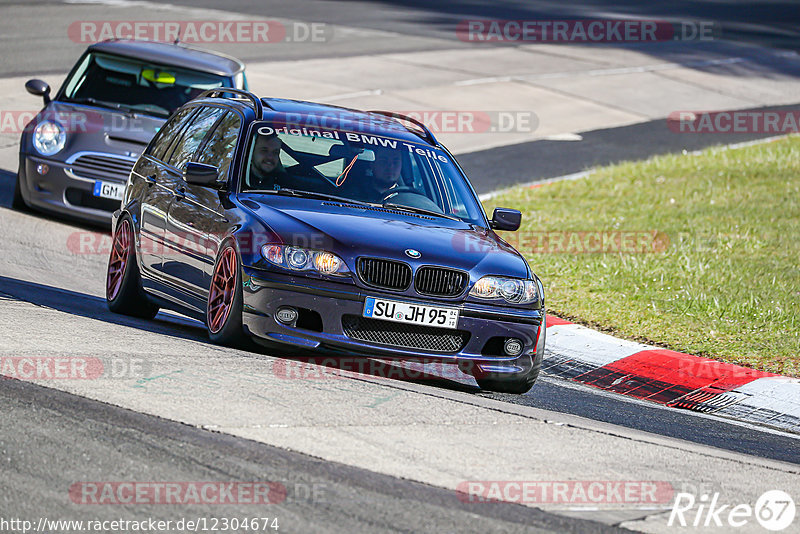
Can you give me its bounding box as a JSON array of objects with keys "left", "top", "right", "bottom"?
[{"left": 106, "top": 89, "right": 546, "bottom": 393}]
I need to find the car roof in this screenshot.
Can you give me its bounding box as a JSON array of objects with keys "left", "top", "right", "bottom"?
[
  {"left": 259, "top": 97, "right": 439, "bottom": 146},
  {"left": 88, "top": 39, "right": 245, "bottom": 77}
]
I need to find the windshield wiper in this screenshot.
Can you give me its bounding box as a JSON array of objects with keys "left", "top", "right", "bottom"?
[
  {"left": 382, "top": 203, "right": 461, "bottom": 221},
  {"left": 67, "top": 97, "right": 137, "bottom": 115},
  {"left": 248, "top": 188, "right": 376, "bottom": 207}
]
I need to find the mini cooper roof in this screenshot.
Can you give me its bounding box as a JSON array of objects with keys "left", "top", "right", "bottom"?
[{"left": 88, "top": 39, "right": 246, "bottom": 78}]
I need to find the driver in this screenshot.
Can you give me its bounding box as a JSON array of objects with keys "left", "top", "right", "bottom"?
[
  {"left": 362, "top": 146, "right": 403, "bottom": 202},
  {"left": 248, "top": 133, "right": 289, "bottom": 190}
]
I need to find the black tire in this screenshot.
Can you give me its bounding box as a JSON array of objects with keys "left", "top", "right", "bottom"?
[
  {"left": 106, "top": 215, "right": 159, "bottom": 319},
  {"left": 12, "top": 173, "right": 27, "bottom": 211},
  {"left": 476, "top": 370, "right": 538, "bottom": 394},
  {"left": 476, "top": 326, "right": 545, "bottom": 394},
  {"left": 207, "top": 242, "right": 251, "bottom": 349}
]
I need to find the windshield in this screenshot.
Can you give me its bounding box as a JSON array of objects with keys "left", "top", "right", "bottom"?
[
  {"left": 60, "top": 52, "right": 229, "bottom": 118},
  {"left": 240, "top": 121, "right": 486, "bottom": 225}
]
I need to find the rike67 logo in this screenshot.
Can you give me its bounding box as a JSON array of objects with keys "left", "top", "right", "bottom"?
[{"left": 669, "top": 490, "right": 795, "bottom": 531}]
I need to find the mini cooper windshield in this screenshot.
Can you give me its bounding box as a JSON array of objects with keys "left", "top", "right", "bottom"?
[
  {"left": 60, "top": 51, "right": 229, "bottom": 118},
  {"left": 241, "top": 122, "right": 487, "bottom": 225}
]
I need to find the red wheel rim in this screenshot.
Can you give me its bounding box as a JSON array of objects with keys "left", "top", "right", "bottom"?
[
  {"left": 106, "top": 219, "right": 132, "bottom": 301},
  {"left": 208, "top": 246, "right": 238, "bottom": 334}
]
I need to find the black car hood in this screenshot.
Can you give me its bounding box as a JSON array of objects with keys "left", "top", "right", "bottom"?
[{"left": 240, "top": 195, "right": 530, "bottom": 279}]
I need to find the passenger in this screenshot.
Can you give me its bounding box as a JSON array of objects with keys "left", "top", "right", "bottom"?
[{"left": 248, "top": 133, "right": 289, "bottom": 190}]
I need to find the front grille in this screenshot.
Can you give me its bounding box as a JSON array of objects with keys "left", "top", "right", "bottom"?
[
  {"left": 357, "top": 258, "right": 412, "bottom": 291},
  {"left": 342, "top": 315, "right": 469, "bottom": 353},
  {"left": 71, "top": 153, "right": 135, "bottom": 180},
  {"left": 415, "top": 266, "right": 468, "bottom": 297}
]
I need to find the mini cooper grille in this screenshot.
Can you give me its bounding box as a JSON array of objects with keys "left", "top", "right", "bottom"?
[
  {"left": 342, "top": 315, "right": 469, "bottom": 353},
  {"left": 72, "top": 154, "right": 135, "bottom": 179},
  {"left": 357, "top": 258, "right": 412, "bottom": 291},
  {"left": 415, "top": 267, "right": 468, "bottom": 297}
]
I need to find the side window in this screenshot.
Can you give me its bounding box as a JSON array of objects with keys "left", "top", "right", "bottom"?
[
  {"left": 196, "top": 111, "right": 242, "bottom": 180},
  {"left": 147, "top": 107, "right": 196, "bottom": 161},
  {"left": 167, "top": 106, "right": 226, "bottom": 170}
]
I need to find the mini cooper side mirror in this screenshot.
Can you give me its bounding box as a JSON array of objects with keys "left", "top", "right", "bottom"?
[
  {"left": 25, "top": 79, "right": 51, "bottom": 105},
  {"left": 184, "top": 162, "right": 222, "bottom": 188},
  {"left": 490, "top": 208, "right": 522, "bottom": 231}
]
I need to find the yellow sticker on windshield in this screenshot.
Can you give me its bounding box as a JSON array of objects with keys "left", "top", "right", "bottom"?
[{"left": 142, "top": 69, "right": 176, "bottom": 84}]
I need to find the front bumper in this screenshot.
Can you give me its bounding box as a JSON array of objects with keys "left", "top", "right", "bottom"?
[
  {"left": 241, "top": 267, "right": 544, "bottom": 378},
  {"left": 18, "top": 153, "right": 124, "bottom": 226}
]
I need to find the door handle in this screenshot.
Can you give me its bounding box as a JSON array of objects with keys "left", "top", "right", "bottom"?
[{"left": 173, "top": 187, "right": 186, "bottom": 201}]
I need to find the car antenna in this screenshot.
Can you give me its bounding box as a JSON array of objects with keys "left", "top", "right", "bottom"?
[{"left": 173, "top": 27, "right": 182, "bottom": 45}]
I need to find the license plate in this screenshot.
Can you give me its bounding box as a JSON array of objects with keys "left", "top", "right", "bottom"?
[
  {"left": 363, "top": 297, "right": 459, "bottom": 329},
  {"left": 93, "top": 180, "right": 124, "bottom": 201}
]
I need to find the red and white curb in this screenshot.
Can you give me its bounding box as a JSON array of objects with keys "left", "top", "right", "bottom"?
[{"left": 543, "top": 316, "right": 800, "bottom": 434}]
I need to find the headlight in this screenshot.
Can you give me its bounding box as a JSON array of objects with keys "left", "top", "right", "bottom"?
[
  {"left": 33, "top": 120, "right": 66, "bottom": 156},
  {"left": 285, "top": 247, "right": 310, "bottom": 269},
  {"left": 470, "top": 276, "right": 538, "bottom": 304},
  {"left": 261, "top": 244, "right": 350, "bottom": 277}
]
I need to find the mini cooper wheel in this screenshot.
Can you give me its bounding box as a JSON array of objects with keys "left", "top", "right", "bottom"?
[
  {"left": 106, "top": 215, "right": 159, "bottom": 319},
  {"left": 207, "top": 242, "right": 249, "bottom": 347}
]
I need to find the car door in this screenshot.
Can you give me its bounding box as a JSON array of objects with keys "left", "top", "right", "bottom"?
[
  {"left": 160, "top": 106, "right": 227, "bottom": 297},
  {"left": 189, "top": 110, "right": 243, "bottom": 291},
  {"left": 137, "top": 105, "right": 198, "bottom": 278}
]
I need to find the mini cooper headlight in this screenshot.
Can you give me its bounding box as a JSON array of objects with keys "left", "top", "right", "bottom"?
[
  {"left": 33, "top": 120, "right": 66, "bottom": 156},
  {"left": 470, "top": 276, "right": 538, "bottom": 304},
  {"left": 261, "top": 244, "right": 350, "bottom": 277}
]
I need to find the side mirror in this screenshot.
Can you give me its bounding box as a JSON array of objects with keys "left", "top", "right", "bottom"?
[
  {"left": 184, "top": 162, "right": 222, "bottom": 188},
  {"left": 25, "top": 79, "right": 51, "bottom": 105},
  {"left": 490, "top": 208, "right": 521, "bottom": 231}
]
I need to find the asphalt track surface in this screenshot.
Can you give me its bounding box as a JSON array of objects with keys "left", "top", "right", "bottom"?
[
  {"left": 1, "top": 1, "right": 799, "bottom": 532},
  {"left": 0, "top": 247, "right": 796, "bottom": 468},
  {"left": 0, "top": 378, "right": 618, "bottom": 534},
  {"left": 159, "top": 0, "right": 800, "bottom": 54},
  {"left": 460, "top": 103, "right": 800, "bottom": 194}
]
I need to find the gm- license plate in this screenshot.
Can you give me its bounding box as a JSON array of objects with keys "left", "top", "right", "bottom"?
[
  {"left": 363, "top": 297, "right": 459, "bottom": 329},
  {"left": 93, "top": 180, "right": 124, "bottom": 201}
]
